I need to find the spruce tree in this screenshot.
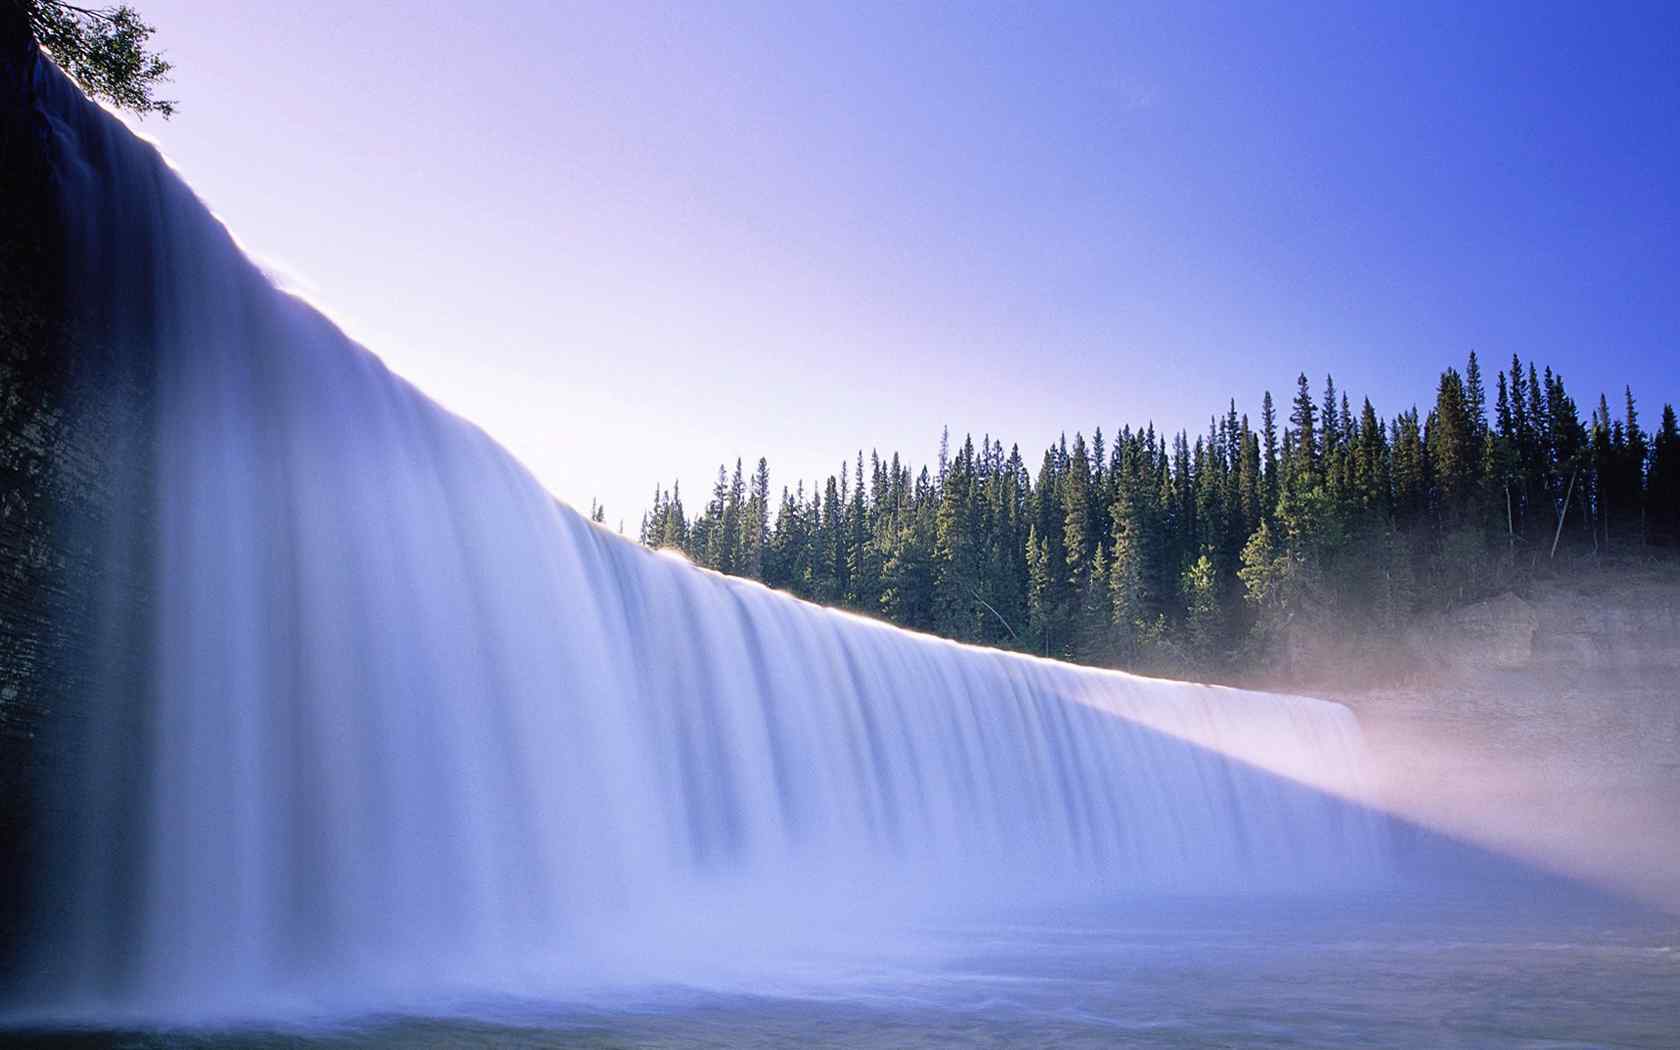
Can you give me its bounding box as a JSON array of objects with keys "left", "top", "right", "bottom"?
[
  {"left": 1427, "top": 368, "right": 1475, "bottom": 518},
  {"left": 1624, "top": 389, "right": 1649, "bottom": 545},
  {"left": 1321, "top": 375, "right": 1340, "bottom": 462},
  {"left": 1260, "top": 390, "right": 1280, "bottom": 517},
  {"left": 1465, "top": 352, "right": 1488, "bottom": 433},
  {"left": 1062, "top": 432, "right": 1095, "bottom": 593},
  {"left": 1391, "top": 409, "right": 1426, "bottom": 525},
  {"left": 1353, "top": 398, "right": 1390, "bottom": 520},
  {"left": 1649, "top": 405, "right": 1680, "bottom": 547},
  {"left": 1027, "top": 450, "right": 1070, "bottom": 654},
  {"left": 1079, "top": 545, "right": 1112, "bottom": 661},
  {"left": 743, "top": 457, "right": 770, "bottom": 579},
  {"left": 1237, "top": 417, "right": 1262, "bottom": 536},
  {"left": 1181, "top": 554, "right": 1221, "bottom": 667},
  {"left": 933, "top": 436, "right": 984, "bottom": 638},
  {"left": 1290, "top": 374, "right": 1318, "bottom": 485},
  {"left": 1026, "top": 524, "right": 1052, "bottom": 655}
]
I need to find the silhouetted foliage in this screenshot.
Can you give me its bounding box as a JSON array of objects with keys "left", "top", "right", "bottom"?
[{"left": 18, "top": 0, "right": 173, "bottom": 116}]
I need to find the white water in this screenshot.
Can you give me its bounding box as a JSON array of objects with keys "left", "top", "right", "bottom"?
[{"left": 29, "top": 58, "right": 1392, "bottom": 1021}]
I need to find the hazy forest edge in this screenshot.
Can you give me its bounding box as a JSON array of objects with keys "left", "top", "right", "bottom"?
[{"left": 637, "top": 353, "right": 1680, "bottom": 685}]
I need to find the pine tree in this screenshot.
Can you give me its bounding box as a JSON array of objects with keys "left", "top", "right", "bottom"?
[
  {"left": 1649, "top": 404, "right": 1679, "bottom": 547},
  {"left": 743, "top": 457, "right": 770, "bottom": 579},
  {"left": 1321, "top": 375, "right": 1340, "bottom": 462},
  {"left": 766, "top": 485, "right": 799, "bottom": 588},
  {"left": 1107, "top": 516, "right": 1147, "bottom": 662},
  {"left": 661, "top": 481, "right": 688, "bottom": 550},
  {"left": 1107, "top": 435, "right": 1165, "bottom": 663},
  {"left": 1026, "top": 524, "right": 1053, "bottom": 655},
  {"left": 1260, "top": 390, "right": 1280, "bottom": 517},
  {"left": 1590, "top": 394, "right": 1616, "bottom": 550},
  {"left": 1465, "top": 351, "right": 1488, "bottom": 439},
  {"left": 1079, "top": 544, "right": 1111, "bottom": 661},
  {"left": 1427, "top": 368, "right": 1475, "bottom": 519},
  {"left": 1508, "top": 355, "right": 1544, "bottom": 539},
  {"left": 937, "top": 425, "right": 950, "bottom": 489},
  {"left": 1625, "top": 389, "right": 1649, "bottom": 545},
  {"left": 1495, "top": 371, "right": 1512, "bottom": 439},
  {"left": 723, "top": 459, "right": 745, "bottom": 570},
  {"left": 813, "top": 475, "right": 842, "bottom": 602},
  {"left": 933, "top": 436, "right": 984, "bottom": 638},
  {"left": 881, "top": 474, "right": 938, "bottom": 629},
  {"left": 1391, "top": 409, "right": 1426, "bottom": 525},
  {"left": 1237, "top": 521, "right": 1293, "bottom": 662},
  {"left": 1181, "top": 554, "right": 1221, "bottom": 667},
  {"left": 1332, "top": 391, "right": 1355, "bottom": 501},
  {"left": 696, "top": 464, "right": 731, "bottom": 569},
  {"left": 1062, "top": 432, "right": 1095, "bottom": 593},
  {"left": 1237, "top": 416, "right": 1262, "bottom": 536},
  {"left": 1027, "top": 449, "right": 1070, "bottom": 654},
  {"left": 1289, "top": 374, "right": 1318, "bottom": 486},
  {"left": 1348, "top": 398, "right": 1387, "bottom": 521}
]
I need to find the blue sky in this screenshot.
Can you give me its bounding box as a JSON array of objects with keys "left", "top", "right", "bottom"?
[{"left": 121, "top": 2, "right": 1678, "bottom": 526}]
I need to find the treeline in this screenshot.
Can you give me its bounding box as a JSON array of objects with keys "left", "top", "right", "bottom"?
[{"left": 638, "top": 353, "right": 1680, "bottom": 677}]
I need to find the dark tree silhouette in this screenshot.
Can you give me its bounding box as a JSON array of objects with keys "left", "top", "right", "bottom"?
[{"left": 18, "top": 0, "right": 174, "bottom": 116}]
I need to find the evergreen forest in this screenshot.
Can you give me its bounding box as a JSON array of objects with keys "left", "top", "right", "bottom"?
[{"left": 637, "top": 353, "right": 1680, "bottom": 680}]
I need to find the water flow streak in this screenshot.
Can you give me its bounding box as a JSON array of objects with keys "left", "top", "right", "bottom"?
[{"left": 29, "top": 57, "right": 1390, "bottom": 1020}]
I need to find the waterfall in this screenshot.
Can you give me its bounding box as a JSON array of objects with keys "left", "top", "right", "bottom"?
[{"left": 24, "top": 57, "right": 1391, "bottom": 1020}]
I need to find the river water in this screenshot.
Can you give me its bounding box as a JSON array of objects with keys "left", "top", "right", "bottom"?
[{"left": 10, "top": 892, "right": 1675, "bottom": 1048}]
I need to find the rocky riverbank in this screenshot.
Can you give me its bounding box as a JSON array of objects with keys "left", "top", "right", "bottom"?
[{"left": 1334, "top": 564, "right": 1680, "bottom": 908}]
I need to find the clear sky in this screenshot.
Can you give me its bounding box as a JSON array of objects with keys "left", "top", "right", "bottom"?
[{"left": 118, "top": 2, "right": 1678, "bottom": 528}]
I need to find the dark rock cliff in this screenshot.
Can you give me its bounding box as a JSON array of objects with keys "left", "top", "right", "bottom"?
[
  {"left": 0, "top": 5, "right": 72, "bottom": 977},
  {"left": 0, "top": 11, "right": 154, "bottom": 983}
]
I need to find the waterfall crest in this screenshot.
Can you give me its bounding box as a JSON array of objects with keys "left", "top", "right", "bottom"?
[{"left": 29, "top": 57, "right": 1390, "bottom": 1018}]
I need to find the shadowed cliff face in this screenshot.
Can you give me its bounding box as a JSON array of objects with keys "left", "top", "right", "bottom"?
[
  {"left": 0, "top": 14, "right": 156, "bottom": 981},
  {"left": 0, "top": 10, "right": 75, "bottom": 978}
]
